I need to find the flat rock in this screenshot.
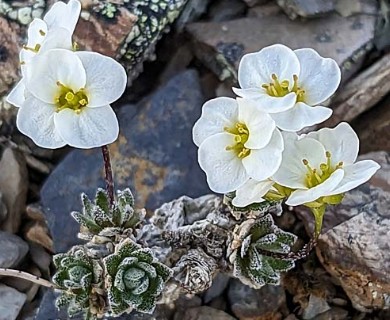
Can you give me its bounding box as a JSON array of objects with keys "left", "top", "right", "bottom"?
[
  {"left": 0, "top": 147, "right": 28, "bottom": 233},
  {"left": 276, "top": 0, "right": 335, "bottom": 19},
  {"left": 0, "top": 231, "right": 29, "bottom": 268},
  {"left": 186, "top": 12, "right": 376, "bottom": 82},
  {"left": 228, "top": 278, "right": 287, "bottom": 319},
  {"left": 0, "top": 284, "right": 26, "bottom": 320},
  {"left": 316, "top": 186, "right": 390, "bottom": 312},
  {"left": 40, "top": 70, "right": 208, "bottom": 253},
  {"left": 353, "top": 95, "right": 390, "bottom": 154},
  {"left": 302, "top": 294, "right": 331, "bottom": 319},
  {"left": 176, "top": 306, "right": 235, "bottom": 320}
]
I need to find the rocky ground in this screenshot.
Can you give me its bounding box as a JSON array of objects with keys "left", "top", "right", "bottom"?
[{"left": 0, "top": 0, "right": 389, "bottom": 319}]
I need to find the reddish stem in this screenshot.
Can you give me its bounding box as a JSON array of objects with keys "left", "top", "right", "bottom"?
[{"left": 101, "top": 145, "right": 114, "bottom": 207}]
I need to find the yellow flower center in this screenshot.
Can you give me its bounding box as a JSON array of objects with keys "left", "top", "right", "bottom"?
[
  {"left": 224, "top": 123, "right": 251, "bottom": 158},
  {"left": 55, "top": 81, "right": 88, "bottom": 114},
  {"left": 302, "top": 151, "right": 343, "bottom": 188},
  {"left": 262, "top": 74, "right": 305, "bottom": 103}
]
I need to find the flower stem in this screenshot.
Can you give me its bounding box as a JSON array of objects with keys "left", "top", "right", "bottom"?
[
  {"left": 311, "top": 205, "right": 326, "bottom": 238},
  {"left": 101, "top": 145, "right": 114, "bottom": 207},
  {"left": 0, "top": 268, "right": 56, "bottom": 288}
]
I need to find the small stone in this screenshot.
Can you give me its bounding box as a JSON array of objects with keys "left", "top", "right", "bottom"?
[
  {"left": 276, "top": 0, "right": 335, "bottom": 20},
  {"left": 0, "top": 147, "right": 28, "bottom": 233},
  {"left": 313, "top": 307, "right": 349, "bottom": 320},
  {"left": 203, "top": 273, "right": 230, "bottom": 303},
  {"left": 0, "top": 231, "right": 29, "bottom": 268},
  {"left": 0, "top": 284, "right": 27, "bottom": 320},
  {"left": 23, "top": 221, "right": 53, "bottom": 252},
  {"left": 175, "top": 0, "right": 211, "bottom": 30},
  {"left": 29, "top": 243, "right": 52, "bottom": 275},
  {"left": 228, "top": 279, "right": 286, "bottom": 319},
  {"left": 302, "top": 294, "right": 331, "bottom": 319},
  {"left": 316, "top": 186, "right": 390, "bottom": 312},
  {"left": 25, "top": 203, "right": 46, "bottom": 222},
  {"left": 208, "top": 0, "right": 246, "bottom": 22},
  {"left": 40, "top": 70, "right": 208, "bottom": 253},
  {"left": 175, "top": 306, "right": 235, "bottom": 320},
  {"left": 187, "top": 12, "right": 376, "bottom": 82},
  {"left": 242, "top": 0, "right": 271, "bottom": 7}
]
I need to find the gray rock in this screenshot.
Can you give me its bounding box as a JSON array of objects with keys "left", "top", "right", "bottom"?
[
  {"left": 317, "top": 186, "right": 390, "bottom": 312},
  {"left": 302, "top": 294, "right": 331, "bottom": 320},
  {"left": 358, "top": 151, "right": 390, "bottom": 192},
  {"left": 175, "top": 0, "right": 211, "bottom": 30},
  {"left": 208, "top": 0, "right": 246, "bottom": 22},
  {"left": 228, "top": 278, "right": 287, "bottom": 319},
  {"left": 0, "top": 284, "right": 26, "bottom": 320},
  {"left": 0, "top": 147, "right": 28, "bottom": 233},
  {"left": 40, "top": 70, "right": 208, "bottom": 253},
  {"left": 0, "top": 193, "right": 6, "bottom": 224},
  {"left": 0, "top": 231, "right": 29, "bottom": 268},
  {"left": 242, "top": 0, "right": 271, "bottom": 7},
  {"left": 187, "top": 12, "right": 376, "bottom": 82},
  {"left": 175, "top": 306, "right": 235, "bottom": 320},
  {"left": 276, "top": 0, "right": 335, "bottom": 19},
  {"left": 203, "top": 273, "right": 230, "bottom": 303}
]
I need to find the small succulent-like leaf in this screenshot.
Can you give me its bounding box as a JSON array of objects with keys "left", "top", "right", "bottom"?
[
  {"left": 55, "top": 293, "right": 73, "bottom": 308},
  {"left": 81, "top": 193, "right": 94, "bottom": 217},
  {"left": 95, "top": 188, "right": 110, "bottom": 214},
  {"left": 229, "top": 214, "right": 297, "bottom": 289}
]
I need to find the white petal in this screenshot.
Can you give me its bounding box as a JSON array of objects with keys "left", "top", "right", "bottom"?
[
  {"left": 286, "top": 169, "right": 345, "bottom": 206},
  {"left": 237, "top": 98, "right": 275, "bottom": 149},
  {"left": 39, "top": 27, "right": 73, "bottom": 52},
  {"left": 233, "top": 88, "right": 296, "bottom": 113},
  {"left": 238, "top": 44, "right": 300, "bottom": 90},
  {"left": 44, "top": 0, "right": 81, "bottom": 33},
  {"left": 7, "top": 80, "right": 26, "bottom": 108},
  {"left": 54, "top": 105, "right": 119, "bottom": 149},
  {"left": 198, "top": 133, "right": 249, "bottom": 193},
  {"left": 26, "top": 18, "right": 47, "bottom": 46},
  {"left": 330, "top": 161, "right": 381, "bottom": 194},
  {"left": 242, "top": 129, "right": 284, "bottom": 180},
  {"left": 271, "top": 102, "right": 333, "bottom": 132},
  {"left": 295, "top": 48, "right": 341, "bottom": 105},
  {"left": 232, "top": 179, "right": 274, "bottom": 207},
  {"left": 76, "top": 51, "right": 127, "bottom": 107},
  {"left": 25, "top": 49, "right": 86, "bottom": 104},
  {"left": 16, "top": 96, "right": 65, "bottom": 148},
  {"left": 193, "top": 97, "right": 238, "bottom": 147},
  {"left": 307, "top": 122, "right": 359, "bottom": 166},
  {"left": 273, "top": 134, "right": 326, "bottom": 189}
]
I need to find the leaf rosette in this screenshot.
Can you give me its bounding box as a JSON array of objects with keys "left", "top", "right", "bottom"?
[
  {"left": 72, "top": 188, "right": 145, "bottom": 242},
  {"left": 103, "top": 238, "right": 173, "bottom": 316},
  {"left": 228, "top": 214, "right": 297, "bottom": 289},
  {"left": 52, "top": 246, "right": 104, "bottom": 318}
]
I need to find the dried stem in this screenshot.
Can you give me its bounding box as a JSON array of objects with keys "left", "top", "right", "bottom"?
[
  {"left": 0, "top": 268, "right": 56, "bottom": 288},
  {"left": 101, "top": 145, "right": 114, "bottom": 207}
]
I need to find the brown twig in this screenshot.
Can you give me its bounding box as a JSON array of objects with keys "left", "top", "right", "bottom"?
[
  {"left": 0, "top": 268, "right": 56, "bottom": 288},
  {"left": 101, "top": 145, "right": 114, "bottom": 207}
]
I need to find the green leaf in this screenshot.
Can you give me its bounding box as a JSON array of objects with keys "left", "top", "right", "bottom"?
[{"left": 95, "top": 188, "right": 110, "bottom": 214}]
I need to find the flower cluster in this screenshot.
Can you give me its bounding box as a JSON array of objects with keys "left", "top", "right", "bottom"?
[
  {"left": 7, "top": 0, "right": 127, "bottom": 149},
  {"left": 193, "top": 44, "right": 380, "bottom": 235}
]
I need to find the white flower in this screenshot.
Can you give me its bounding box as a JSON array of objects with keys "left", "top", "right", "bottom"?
[
  {"left": 7, "top": 0, "right": 81, "bottom": 108},
  {"left": 193, "top": 97, "right": 284, "bottom": 193},
  {"left": 232, "top": 179, "right": 274, "bottom": 207},
  {"left": 233, "top": 44, "right": 341, "bottom": 132},
  {"left": 273, "top": 123, "right": 380, "bottom": 206},
  {"left": 16, "top": 48, "right": 127, "bottom": 149}
]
